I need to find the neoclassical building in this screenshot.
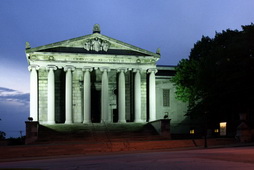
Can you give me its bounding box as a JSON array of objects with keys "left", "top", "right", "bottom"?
[{"left": 26, "top": 25, "right": 188, "bottom": 132}]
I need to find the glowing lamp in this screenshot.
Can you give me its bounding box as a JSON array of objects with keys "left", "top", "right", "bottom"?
[{"left": 190, "top": 129, "right": 195, "bottom": 134}]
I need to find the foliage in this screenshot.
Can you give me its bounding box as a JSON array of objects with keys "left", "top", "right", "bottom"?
[
  {"left": 171, "top": 24, "right": 254, "bottom": 119},
  {"left": 0, "top": 131, "right": 6, "bottom": 140},
  {"left": 7, "top": 136, "right": 25, "bottom": 145}
]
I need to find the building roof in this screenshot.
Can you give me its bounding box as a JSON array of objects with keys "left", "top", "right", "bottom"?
[{"left": 26, "top": 25, "right": 160, "bottom": 58}]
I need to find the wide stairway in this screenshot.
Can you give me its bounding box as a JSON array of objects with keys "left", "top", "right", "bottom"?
[
  {"left": 36, "top": 122, "right": 165, "bottom": 144},
  {"left": 0, "top": 123, "right": 237, "bottom": 160}
]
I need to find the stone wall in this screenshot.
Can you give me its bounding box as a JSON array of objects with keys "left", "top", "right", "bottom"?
[
  {"left": 55, "top": 69, "right": 65, "bottom": 123},
  {"left": 38, "top": 69, "right": 48, "bottom": 123},
  {"left": 156, "top": 78, "right": 189, "bottom": 134},
  {"left": 141, "top": 72, "right": 147, "bottom": 121},
  {"left": 108, "top": 70, "right": 117, "bottom": 122},
  {"left": 125, "top": 71, "right": 131, "bottom": 121},
  {"left": 72, "top": 69, "right": 83, "bottom": 123}
]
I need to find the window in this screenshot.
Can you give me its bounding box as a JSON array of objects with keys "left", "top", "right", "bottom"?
[{"left": 163, "top": 89, "right": 170, "bottom": 107}]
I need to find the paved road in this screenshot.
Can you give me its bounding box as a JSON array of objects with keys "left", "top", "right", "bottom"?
[{"left": 1, "top": 146, "right": 254, "bottom": 170}]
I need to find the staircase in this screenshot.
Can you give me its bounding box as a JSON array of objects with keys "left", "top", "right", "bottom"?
[
  {"left": 36, "top": 122, "right": 165, "bottom": 145},
  {"left": 0, "top": 123, "right": 237, "bottom": 160}
]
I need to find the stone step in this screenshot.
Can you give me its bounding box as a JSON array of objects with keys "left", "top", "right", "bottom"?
[{"left": 36, "top": 123, "right": 162, "bottom": 144}]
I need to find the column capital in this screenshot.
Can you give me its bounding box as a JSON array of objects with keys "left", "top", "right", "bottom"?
[
  {"left": 147, "top": 68, "right": 158, "bottom": 73},
  {"left": 28, "top": 65, "right": 39, "bottom": 71},
  {"left": 64, "top": 65, "right": 75, "bottom": 72},
  {"left": 100, "top": 67, "right": 110, "bottom": 72},
  {"left": 132, "top": 68, "right": 142, "bottom": 73},
  {"left": 82, "top": 67, "right": 93, "bottom": 72},
  {"left": 117, "top": 68, "right": 127, "bottom": 73},
  {"left": 46, "top": 65, "right": 57, "bottom": 71}
]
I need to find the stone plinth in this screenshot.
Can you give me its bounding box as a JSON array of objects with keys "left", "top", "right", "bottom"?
[
  {"left": 25, "top": 121, "right": 39, "bottom": 144},
  {"left": 149, "top": 119, "right": 171, "bottom": 139}
]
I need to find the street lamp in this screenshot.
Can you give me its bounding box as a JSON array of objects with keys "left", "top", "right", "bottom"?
[{"left": 204, "top": 111, "right": 208, "bottom": 148}]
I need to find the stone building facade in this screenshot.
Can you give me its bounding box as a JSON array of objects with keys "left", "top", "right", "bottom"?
[{"left": 26, "top": 25, "right": 188, "bottom": 133}]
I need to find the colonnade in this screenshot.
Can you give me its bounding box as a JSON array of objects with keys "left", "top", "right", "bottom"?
[{"left": 29, "top": 65, "right": 157, "bottom": 124}]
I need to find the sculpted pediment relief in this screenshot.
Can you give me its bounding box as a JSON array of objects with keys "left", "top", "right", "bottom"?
[
  {"left": 26, "top": 32, "right": 160, "bottom": 58},
  {"left": 84, "top": 37, "right": 110, "bottom": 52}
]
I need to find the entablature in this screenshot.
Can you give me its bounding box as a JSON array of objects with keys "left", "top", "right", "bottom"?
[{"left": 27, "top": 52, "right": 158, "bottom": 65}]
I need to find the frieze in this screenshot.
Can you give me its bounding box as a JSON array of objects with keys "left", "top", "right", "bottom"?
[
  {"left": 31, "top": 54, "right": 156, "bottom": 64},
  {"left": 49, "top": 56, "right": 54, "bottom": 61},
  {"left": 84, "top": 37, "right": 110, "bottom": 52},
  {"left": 30, "top": 55, "right": 37, "bottom": 60}
]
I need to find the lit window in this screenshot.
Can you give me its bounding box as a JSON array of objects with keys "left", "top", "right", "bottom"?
[
  {"left": 163, "top": 89, "right": 170, "bottom": 107},
  {"left": 220, "top": 122, "right": 227, "bottom": 136},
  {"left": 190, "top": 129, "right": 195, "bottom": 134}
]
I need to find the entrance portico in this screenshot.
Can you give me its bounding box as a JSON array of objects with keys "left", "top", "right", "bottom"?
[{"left": 26, "top": 24, "right": 160, "bottom": 124}]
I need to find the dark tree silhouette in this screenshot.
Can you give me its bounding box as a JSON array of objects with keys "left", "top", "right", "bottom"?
[{"left": 172, "top": 24, "right": 254, "bottom": 122}]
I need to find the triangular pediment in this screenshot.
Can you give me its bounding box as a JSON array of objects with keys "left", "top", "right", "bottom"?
[{"left": 26, "top": 33, "right": 160, "bottom": 58}]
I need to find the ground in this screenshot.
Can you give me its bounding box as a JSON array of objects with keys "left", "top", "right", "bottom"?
[{"left": 1, "top": 146, "right": 254, "bottom": 169}]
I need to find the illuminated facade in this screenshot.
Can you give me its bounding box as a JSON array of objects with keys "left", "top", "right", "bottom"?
[{"left": 25, "top": 25, "right": 188, "bottom": 132}]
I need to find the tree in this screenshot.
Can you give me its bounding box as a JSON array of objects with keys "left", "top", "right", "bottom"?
[
  {"left": 172, "top": 24, "right": 254, "bottom": 122},
  {"left": 0, "top": 131, "right": 6, "bottom": 140}
]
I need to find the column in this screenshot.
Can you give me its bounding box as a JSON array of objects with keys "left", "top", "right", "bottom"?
[
  {"left": 28, "top": 65, "right": 39, "bottom": 121},
  {"left": 118, "top": 68, "right": 127, "bottom": 123},
  {"left": 134, "top": 69, "right": 142, "bottom": 122},
  {"left": 64, "top": 66, "right": 75, "bottom": 124},
  {"left": 100, "top": 68, "right": 110, "bottom": 122},
  {"left": 47, "top": 65, "right": 57, "bottom": 124},
  {"left": 148, "top": 69, "right": 157, "bottom": 122},
  {"left": 83, "top": 67, "right": 93, "bottom": 123}
]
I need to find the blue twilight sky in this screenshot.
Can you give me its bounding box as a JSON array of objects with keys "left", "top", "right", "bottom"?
[{"left": 0, "top": 0, "right": 254, "bottom": 137}]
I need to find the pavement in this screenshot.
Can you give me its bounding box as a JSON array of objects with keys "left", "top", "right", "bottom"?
[
  {"left": 0, "top": 138, "right": 237, "bottom": 161},
  {"left": 1, "top": 146, "right": 254, "bottom": 169}
]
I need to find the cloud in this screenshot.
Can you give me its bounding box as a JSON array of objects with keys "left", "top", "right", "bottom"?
[
  {"left": 0, "top": 87, "right": 29, "bottom": 106},
  {"left": 0, "top": 87, "right": 29, "bottom": 138}
]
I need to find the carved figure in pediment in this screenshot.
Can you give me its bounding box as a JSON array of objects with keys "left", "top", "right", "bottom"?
[
  {"left": 102, "top": 41, "right": 110, "bottom": 52},
  {"left": 91, "top": 38, "right": 102, "bottom": 52},
  {"left": 84, "top": 41, "right": 91, "bottom": 51},
  {"left": 84, "top": 38, "right": 110, "bottom": 52}
]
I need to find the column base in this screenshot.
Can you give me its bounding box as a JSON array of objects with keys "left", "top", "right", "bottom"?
[
  {"left": 149, "top": 118, "right": 156, "bottom": 122},
  {"left": 118, "top": 120, "right": 126, "bottom": 123},
  {"left": 65, "top": 121, "right": 73, "bottom": 124},
  {"left": 83, "top": 120, "right": 91, "bottom": 124},
  {"left": 47, "top": 121, "right": 55, "bottom": 124},
  {"left": 134, "top": 119, "right": 143, "bottom": 123}
]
